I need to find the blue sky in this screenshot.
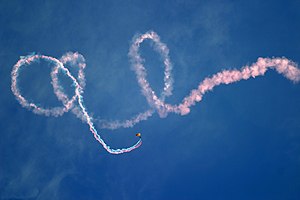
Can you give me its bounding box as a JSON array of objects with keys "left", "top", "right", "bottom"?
[{"left": 1, "top": 0, "right": 300, "bottom": 199}]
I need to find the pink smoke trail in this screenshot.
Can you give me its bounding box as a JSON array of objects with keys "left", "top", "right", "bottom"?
[{"left": 173, "top": 57, "right": 300, "bottom": 115}]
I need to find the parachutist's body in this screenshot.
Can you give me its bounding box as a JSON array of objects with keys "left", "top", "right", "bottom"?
[{"left": 136, "top": 133, "right": 141, "bottom": 138}]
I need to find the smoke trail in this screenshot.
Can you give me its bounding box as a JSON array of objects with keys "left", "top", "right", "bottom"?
[
  {"left": 11, "top": 53, "right": 141, "bottom": 154},
  {"left": 97, "top": 31, "right": 174, "bottom": 129},
  {"left": 173, "top": 57, "right": 300, "bottom": 115},
  {"left": 96, "top": 31, "right": 300, "bottom": 129},
  {"left": 11, "top": 31, "right": 300, "bottom": 154}
]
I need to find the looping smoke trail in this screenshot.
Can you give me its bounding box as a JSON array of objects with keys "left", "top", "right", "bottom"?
[
  {"left": 98, "top": 31, "right": 174, "bottom": 129},
  {"left": 96, "top": 31, "right": 300, "bottom": 129},
  {"left": 11, "top": 31, "right": 300, "bottom": 154},
  {"left": 11, "top": 53, "right": 141, "bottom": 154}
]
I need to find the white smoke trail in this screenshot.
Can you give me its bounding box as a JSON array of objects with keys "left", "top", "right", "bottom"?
[
  {"left": 11, "top": 53, "right": 141, "bottom": 154},
  {"left": 96, "top": 31, "right": 174, "bottom": 129},
  {"left": 11, "top": 31, "right": 300, "bottom": 154}
]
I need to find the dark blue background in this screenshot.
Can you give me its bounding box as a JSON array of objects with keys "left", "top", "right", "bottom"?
[{"left": 1, "top": 0, "right": 300, "bottom": 199}]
